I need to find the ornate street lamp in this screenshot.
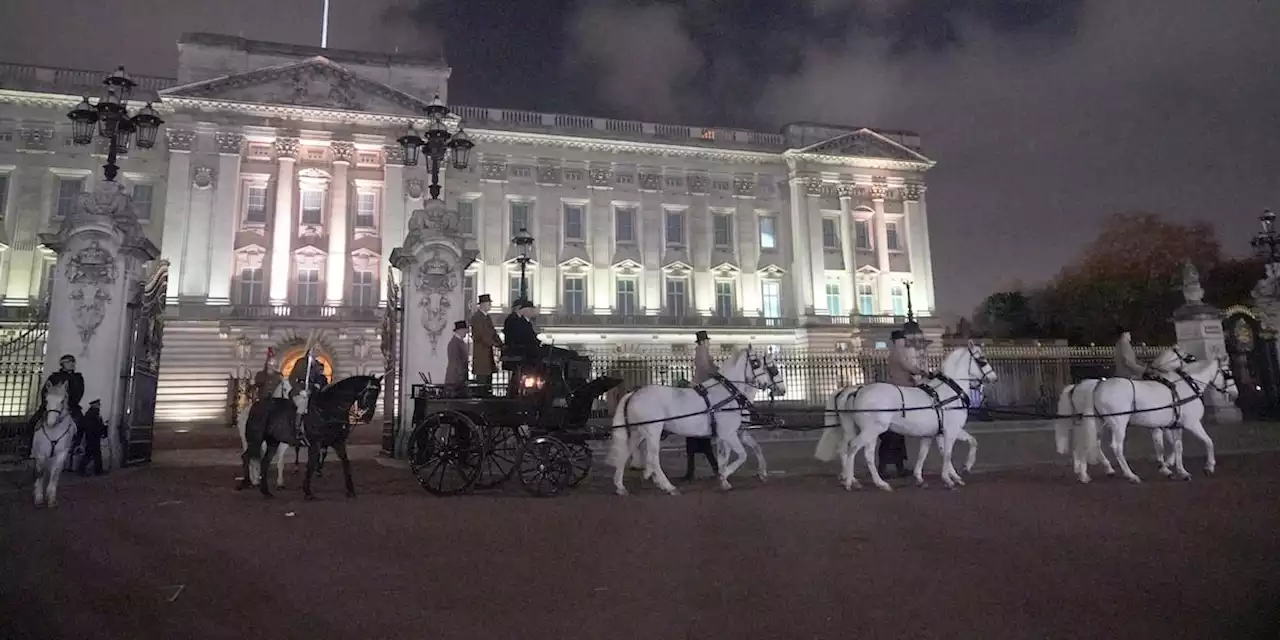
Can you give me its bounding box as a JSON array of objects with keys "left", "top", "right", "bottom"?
[
  {"left": 512, "top": 227, "right": 535, "bottom": 303},
  {"left": 396, "top": 94, "right": 474, "bottom": 201},
  {"left": 1251, "top": 209, "right": 1280, "bottom": 266},
  {"left": 66, "top": 67, "right": 163, "bottom": 182}
]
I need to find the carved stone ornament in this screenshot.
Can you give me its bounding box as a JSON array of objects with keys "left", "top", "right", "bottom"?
[
  {"left": 902, "top": 183, "right": 924, "bottom": 202},
  {"left": 733, "top": 176, "right": 755, "bottom": 197},
  {"left": 19, "top": 127, "right": 54, "bottom": 151},
  {"left": 215, "top": 132, "right": 245, "bottom": 155},
  {"left": 383, "top": 144, "right": 406, "bottom": 166},
  {"left": 1183, "top": 261, "right": 1205, "bottom": 305},
  {"left": 869, "top": 183, "right": 889, "bottom": 201},
  {"left": 166, "top": 129, "right": 197, "bottom": 152},
  {"left": 331, "top": 141, "right": 356, "bottom": 164},
  {"left": 268, "top": 65, "right": 365, "bottom": 111},
  {"left": 406, "top": 198, "right": 462, "bottom": 245},
  {"left": 405, "top": 178, "right": 424, "bottom": 200},
  {"left": 537, "top": 165, "right": 562, "bottom": 185},
  {"left": 481, "top": 161, "right": 508, "bottom": 181},
  {"left": 804, "top": 177, "right": 825, "bottom": 196},
  {"left": 192, "top": 166, "right": 216, "bottom": 190},
  {"left": 413, "top": 247, "right": 460, "bottom": 354},
  {"left": 64, "top": 239, "right": 120, "bottom": 354},
  {"left": 687, "top": 175, "right": 709, "bottom": 194},
  {"left": 588, "top": 166, "right": 613, "bottom": 189},
  {"left": 274, "top": 137, "right": 300, "bottom": 160},
  {"left": 837, "top": 184, "right": 858, "bottom": 199},
  {"left": 639, "top": 173, "right": 662, "bottom": 192}
]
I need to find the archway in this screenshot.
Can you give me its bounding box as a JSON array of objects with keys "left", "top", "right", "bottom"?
[{"left": 279, "top": 346, "right": 335, "bottom": 381}]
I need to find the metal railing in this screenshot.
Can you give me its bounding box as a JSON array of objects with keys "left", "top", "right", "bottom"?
[{"left": 166, "top": 304, "right": 382, "bottom": 323}]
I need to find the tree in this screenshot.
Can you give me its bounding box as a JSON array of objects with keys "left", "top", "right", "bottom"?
[
  {"left": 1034, "top": 211, "right": 1222, "bottom": 344},
  {"left": 1204, "top": 257, "right": 1266, "bottom": 310},
  {"left": 972, "top": 290, "right": 1041, "bottom": 339}
]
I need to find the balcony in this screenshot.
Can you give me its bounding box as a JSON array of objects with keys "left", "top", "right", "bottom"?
[
  {"left": 166, "top": 304, "right": 382, "bottom": 324},
  {"left": 803, "top": 314, "right": 912, "bottom": 328},
  {"left": 526, "top": 313, "right": 797, "bottom": 330}
]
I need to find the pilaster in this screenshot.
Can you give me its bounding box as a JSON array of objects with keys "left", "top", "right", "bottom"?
[
  {"left": 269, "top": 136, "right": 299, "bottom": 305},
  {"left": 837, "top": 185, "right": 857, "bottom": 309},
  {"left": 785, "top": 164, "right": 813, "bottom": 316},
  {"left": 208, "top": 131, "right": 244, "bottom": 304},
  {"left": 326, "top": 141, "right": 354, "bottom": 305},
  {"left": 180, "top": 164, "right": 215, "bottom": 298},
  {"left": 381, "top": 145, "right": 406, "bottom": 305},
  {"left": 871, "top": 185, "right": 892, "bottom": 314}
]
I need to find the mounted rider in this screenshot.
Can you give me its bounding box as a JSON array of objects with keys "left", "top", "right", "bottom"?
[
  {"left": 28, "top": 354, "right": 86, "bottom": 431},
  {"left": 888, "top": 330, "right": 929, "bottom": 386},
  {"left": 685, "top": 330, "right": 720, "bottom": 481},
  {"left": 1114, "top": 327, "right": 1174, "bottom": 380},
  {"left": 252, "top": 348, "right": 284, "bottom": 403}
]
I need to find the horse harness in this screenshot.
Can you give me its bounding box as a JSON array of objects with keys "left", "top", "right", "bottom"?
[
  {"left": 1128, "top": 369, "right": 1222, "bottom": 430},
  {"left": 36, "top": 409, "right": 76, "bottom": 455},
  {"left": 692, "top": 372, "right": 755, "bottom": 435},
  {"left": 899, "top": 374, "right": 971, "bottom": 436}
]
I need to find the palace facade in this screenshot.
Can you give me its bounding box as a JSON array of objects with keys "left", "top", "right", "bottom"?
[{"left": 0, "top": 33, "right": 939, "bottom": 422}]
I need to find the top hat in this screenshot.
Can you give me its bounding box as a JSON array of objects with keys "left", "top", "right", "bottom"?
[
  {"left": 88, "top": 399, "right": 101, "bottom": 407},
  {"left": 516, "top": 299, "right": 535, "bottom": 310},
  {"left": 1116, "top": 326, "right": 1130, "bottom": 336},
  {"left": 890, "top": 330, "right": 906, "bottom": 341},
  {"left": 454, "top": 320, "right": 468, "bottom": 332},
  {"left": 477, "top": 293, "right": 492, "bottom": 304},
  {"left": 695, "top": 330, "right": 710, "bottom": 343}
]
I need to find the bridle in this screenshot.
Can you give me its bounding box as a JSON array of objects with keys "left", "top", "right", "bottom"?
[{"left": 742, "top": 347, "right": 784, "bottom": 397}]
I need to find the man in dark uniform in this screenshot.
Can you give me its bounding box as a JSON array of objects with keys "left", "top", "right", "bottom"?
[
  {"left": 30, "top": 354, "right": 86, "bottom": 431},
  {"left": 74, "top": 399, "right": 107, "bottom": 476},
  {"left": 502, "top": 300, "right": 543, "bottom": 396},
  {"left": 444, "top": 320, "right": 470, "bottom": 397},
  {"left": 289, "top": 351, "right": 328, "bottom": 400},
  {"left": 470, "top": 294, "right": 502, "bottom": 397},
  {"left": 685, "top": 330, "right": 720, "bottom": 480},
  {"left": 252, "top": 349, "right": 284, "bottom": 403}
]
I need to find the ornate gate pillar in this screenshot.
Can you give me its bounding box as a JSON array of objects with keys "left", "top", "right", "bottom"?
[
  {"left": 388, "top": 198, "right": 477, "bottom": 455},
  {"left": 38, "top": 180, "right": 159, "bottom": 469},
  {"left": 1172, "top": 262, "right": 1242, "bottom": 423}
]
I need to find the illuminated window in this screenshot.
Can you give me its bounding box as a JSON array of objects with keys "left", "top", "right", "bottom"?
[
  {"left": 857, "top": 283, "right": 874, "bottom": 315},
  {"left": 510, "top": 200, "right": 531, "bottom": 237},
  {"left": 665, "top": 278, "right": 687, "bottom": 315},
  {"left": 295, "top": 268, "right": 322, "bottom": 306},
  {"left": 300, "top": 189, "right": 324, "bottom": 225},
  {"left": 715, "top": 281, "right": 736, "bottom": 317},
  {"left": 886, "top": 222, "right": 902, "bottom": 251},
  {"left": 822, "top": 218, "right": 840, "bottom": 250},
  {"left": 713, "top": 213, "right": 733, "bottom": 247},
  {"left": 616, "top": 277, "right": 638, "bottom": 315},
  {"left": 759, "top": 216, "right": 777, "bottom": 250},
  {"left": 237, "top": 267, "right": 265, "bottom": 305},
  {"left": 891, "top": 284, "right": 906, "bottom": 316},
  {"left": 355, "top": 191, "right": 378, "bottom": 229},
  {"left": 855, "top": 219, "right": 871, "bottom": 250},
  {"left": 244, "top": 185, "right": 268, "bottom": 223},
  {"left": 825, "top": 281, "right": 842, "bottom": 316},
  {"left": 615, "top": 207, "right": 636, "bottom": 243},
  {"left": 761, "top": 280, "right": 781, "bottom": 319},
  {"left": 351, "top": 270, "right": 377, "bottom": 307},
  {"left": 665, "top": 211, "right": 685, "bottom": 245},
  {"left": 563, "top": 276, "right": 586, "bottom": 314},
  {"left": 564, "top": 204, "right": 584, "bottom": 241}
]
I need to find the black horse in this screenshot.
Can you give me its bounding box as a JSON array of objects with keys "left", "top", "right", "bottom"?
[{"left": 237, "top": 374, "right": 382, "bottom": 500}]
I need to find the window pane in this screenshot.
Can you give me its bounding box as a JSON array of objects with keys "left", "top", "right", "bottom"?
[
  {"left": 714, "top": 281, "right": 735, "bottom": 317},
  {"left": 886, "top": 222, "right": 901, "bottom": 250},
  {"left": 615, "top": 207, "right": 635, "bottom": 243},
  {"left": 857, "top": 284, "right": 875, "bottom": 315},
  {"left": 665, "top": 278, "right": 686, "bottom": 315},
  {"left": 0, "top": 174, "right": 8, "bottom": 223},
  {"left": 510, "top": 201, "right": 530, "bottom": 237},
  {"left": 238, "top": 267, "right": 265, "bottom": 305},
  {"left": 131, "top": 184, "right": 153, "bottom": 220},
  {"left": 356, "top": 192, "right": 377, "bottom": 229},
  {"left": 352, "top": 270, "right": 377, "bottom": 307},
  {"left": 56, "top": 179, "right": 82, "bottom": 217},
  {"left": 301, "top": 190, "right": 324, "bottom": 225},
  {"left": 296, "top": 268, "right": 322, "bottom": 305},
  {"left": 563, "top": 276, "right": 586, "bottom": 314},
  {"left": 825, "top": 281, "right": 841, "bottom": 315},
  {"left": 246, "top": 186, "right": 268, "bottom": 223},
  {"left": 462, "top": 273, "right": 476, "bottom": 311},
  {"left": 564, "top": 204, "right": 584, "bottom": 240},
  {"left": 616, "top": 278, "right": 637, "bottom": 315},
  {"left": 665, "top": 212, "right": 684, "bottom": 245},
  {"left": 759, "top": 216, "right": 776, "bottom": 249},
  {"left": 761, "top": 281, "right": 781, "bottom": 319},
  {"left": 891, "top": 285, "right": 906, "bottom": 316},
  {"left": 822, "top": 218, "right": 839, "bottom": 249},
  {"left": 509, "top": 274, "right": 525, "bottom": 305},
  {"left": 713, "top": 214, "right": 733, "bottom": 246},
  {"left": 457, "top": 199, "right": 475, "bottom": 235}
]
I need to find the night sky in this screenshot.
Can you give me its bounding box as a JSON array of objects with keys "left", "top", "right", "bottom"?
[{"left": 2, "top": 0, "right": 1278, "bottom": 320}]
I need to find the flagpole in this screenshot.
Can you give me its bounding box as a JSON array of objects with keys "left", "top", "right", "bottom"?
[{"left": 321, "top": 0, "right": 330, "bottom": 48}]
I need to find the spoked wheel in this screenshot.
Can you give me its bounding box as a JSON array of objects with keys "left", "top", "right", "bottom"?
[
  {"left": 474, "top": 427, "right": 523, "bottom": 490},
  {"left": 563, "top": 440, "right": 593, "bottom": 487},
  {"left": 409, "top": 410, "right": 486, "bottom": 496},
  {"left": 517, "top": 435, "right": 574, "bottom": 497}
]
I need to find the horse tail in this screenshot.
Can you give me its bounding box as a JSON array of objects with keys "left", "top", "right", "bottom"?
[
  {"left": 1054, "top": 384, "right": 1075, "bottom": 456},
  {"left": 609, "top": 391, "right": 636, "bottom": 469},
  {"left": 823, "top": 388, "right": 843, "bottom": 428},
  {"left": 815, "top": 387, "right": 851, "bottom": 462}
]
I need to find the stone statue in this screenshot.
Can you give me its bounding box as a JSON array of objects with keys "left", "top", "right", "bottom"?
[{"left": 1182, "top": 261, "right": 1204, "bottom": 305}]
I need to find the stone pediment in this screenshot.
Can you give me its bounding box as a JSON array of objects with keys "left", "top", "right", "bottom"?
[
  {"left": 559, "top": 243, "right": 591, "bottom": 267},
  {"left": 756, "top": 260, "right": 786, "bottom": 277},
  {"left": 160, "top": 57, "right": 436, "bottom": 116},
  {"left": 711, "top": 261, "right": 741, "bottom": 278},
  {"left": 797, "top": 129, "right": 932, "bottom": 164}
]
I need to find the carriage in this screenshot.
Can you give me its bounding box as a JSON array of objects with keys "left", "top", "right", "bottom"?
[{"left": 406, "top": 345, "right": 623, "bottom": 497}]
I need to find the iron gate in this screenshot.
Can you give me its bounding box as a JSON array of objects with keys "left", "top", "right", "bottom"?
[
  {"left": 1223, "top": 309, "right": 1280, "bottom": 419},
  {"left": 0, "top": 303, "right": 50, "bottom": 465},
  {"left": 380, "top": 266, "right": 403, "bottom": 457},
  {"left": 117, "top": 261, "right": 168, "bottom": 467}
]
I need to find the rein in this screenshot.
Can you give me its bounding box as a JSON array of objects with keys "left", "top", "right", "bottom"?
[{"left": 616, "top": 349, "right": 782, "bottom": 429}]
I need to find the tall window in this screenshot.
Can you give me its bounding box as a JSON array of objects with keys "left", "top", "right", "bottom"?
[
  {"left": 563, "top": 203, "right": 584, "bottom": 241},
  {"left": 237, "top": 267, "right": 265, "bottom": 305},
  {"left": 761, "top": 280, "right": 781, "bottom": 319},
  {"left": 510, "top": 200, "right": 531, "bottom": 237},
  {"left": 854, "top": 219, "right": 871, "bottom": 250},
  {"left": 457, "top": 199, "right": 475, "bottom": 235},
  {"left": 462, "top": 273, "right": 476, "bottom": 312},
  {"left": 822, "top": 218, "right": 840, "bottom": 250},
  {"left": 508, "top": 274, "right": 527, "bottom": 306},
  {"left": 665, "top": 210, "right": 685, "bottom": 245},
  {"left": 886, "top": 222, "right": 901, "bottom": 251},
  {"left": 0, "top": 174, "right": 9, "bottom": 223},
  {"left": 615, "top": 207, "right": 636, "bottom": 243},
  {"left": 713, "top": 213, "right": 733, "bottom": 247},
  {"left": 857, "top": 283, "right": 875, "bottom": 315},
  {"left": 131, "top": 184, "right": 153, "bottom": 220},
  {"left": 825, "top": 281, "right": 842, "bottom": 315},
  {"left": 300, "top": 189, "right": 324, "bottom": 225},
  {"left": 759, "top": 216, "right": 777, "bottom": 250},
  {"left": 355, "top": 191, "right": 377, "bottom": 229},
  {"left": 351, "top": 270, "right": 377, "bottom": 307},
  {"left": 55, "top": 178, "right": 83, "bottom": 217},
  {"left": 615, "top": 278, "right": 638, "bottom": 315},
  {"left": 295, "top": 268, "right": 322, "bottom": 305},
  {"left": 245, "top": 185, "right": 268, "bottom": 223},
  {"left": 665, "top": 278, "right": 687, "bottom": 315},
  {"left": 714, "top": 281, "right": 736, "bottom": 317},
  {"left": 563, "top": 276, "right": 586, "bottom": 314},
  {"left": 891, "top": 284, "right": 906, "bottom": 316}
]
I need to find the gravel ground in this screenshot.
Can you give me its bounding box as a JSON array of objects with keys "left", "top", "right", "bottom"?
[{"left": 2, "top": 452, "right": 1279, "bottom": 640}]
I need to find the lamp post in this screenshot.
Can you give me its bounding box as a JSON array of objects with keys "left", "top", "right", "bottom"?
[
  {"left": 1252, "top": 209, "right": 1280, "bottom": 277},
  {"left": 396, "top": 95, "right": 475, "bottom": 200},
  {"left": 512, "top": 227, "right": 535, "bottom": 303},
  {"left": 902, "top": 281, "right": 926, "bottom": 349},
  {"left": 66, "top": 67, "right": 163, "bottom": 182}
]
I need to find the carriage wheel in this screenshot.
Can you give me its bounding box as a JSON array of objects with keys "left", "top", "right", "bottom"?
[
  {"left": 473, "top": 427, "right": 522, "bottom": 490},
  {"left": 563, "top": 440, "right": 592, "bottom": 487},
  {"left": 517, "top": 436, "right": 574, "bottom": 497},
  {"left": 408, "top": 410, "right": 485, "bottom": 496}
]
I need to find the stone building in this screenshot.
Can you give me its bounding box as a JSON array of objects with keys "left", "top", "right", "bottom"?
[{"left": 0, "top": 33, "right": 939, "bottom": 422}]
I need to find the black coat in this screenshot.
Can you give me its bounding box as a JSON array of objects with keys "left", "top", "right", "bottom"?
[
  {"left": 80, "top": 407, "right": 108, "bottom": 439},
  {"left": 42, "top": 370, "right": 86, "bottom": 418},
  {"left": 501, "top": 313, "right": 542, "bottom": 371}
]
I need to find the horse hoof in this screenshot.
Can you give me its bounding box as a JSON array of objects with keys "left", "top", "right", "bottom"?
[
  {"left": 1177, "top": 474, "right": 1191, "bottom": 482},
  {"left": 1127, "top": 476, "right": 1142, "bottom": 484},
  {"left": 1204, "top": 468, "right": 1216, "bottom": 477},
  {"left": 47, "top": 499, "right": 58, "bottom": 508},
  {"left": 33, "top": 500, "right": 45, "bottom": 509},
  {"left": 615, "top": 487, "right": 629, "bottom": 496},
  {"left": 915, "top": 481, "right": 928, "bottom": 489},
  {"left": 1158, "top": 467, "right": 1173, "bottom": 477},
  {"left": 667, "top": 487, "right": 682, "bottom": 496},
  {"left": 756, "top": 473, "right": 768, "bottom": 483},
  {"left": 1105, "top": 470, "right": 1117, "bottom": 477},
  {"left": 877, "top": 484, "right": 894, "bottom": 493},
  {"left": 1078, "top": 476, "right": 1092, "bottom": 485}
]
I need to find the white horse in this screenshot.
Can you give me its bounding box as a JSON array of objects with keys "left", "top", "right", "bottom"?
[
  {"left": 815, "top": 384, "right": 980, "bottom": 485},
  {"left": 624, "top": 421, "right": 770, "bottom": 479},
  {"left": 1054, "top": 348, "right": 1192, "bottom": 484},
  {"left": 238, "top": 377, "right": 293, "bottom": 488},
  {"left": 31, "top": 381, "right": 78, "bottom": 508},
  {"left": 1093, "top": 357, "right": 1236, "bottom": 483},
  {"left": 610, "top": 347, "right": 786, "bottom": 495},
  {"left": 835, "top": 342, "right": 996, "bottom": 491}
]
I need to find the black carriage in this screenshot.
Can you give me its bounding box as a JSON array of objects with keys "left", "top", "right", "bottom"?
[{"left": 406, "top": 345, "right": 622, "bottom": 497}]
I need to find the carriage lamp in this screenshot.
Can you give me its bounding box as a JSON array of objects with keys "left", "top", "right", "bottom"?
[
  {"left": 512, "top": 227, "right": 535, "bottom": 303},
  {"left": 521, "top": 374, "right": 544, "bottom": 390},
  {"left": 66, "top": 67, "right": 164, "bottom": 182},
  {"left": 1251, "top": 209, "right": 1280, "bottom": 265},
  {"left": 396, "top": 95, "right": 475, "bottom": 201}
]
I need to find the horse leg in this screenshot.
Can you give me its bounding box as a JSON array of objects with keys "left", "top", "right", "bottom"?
[
  {"left": 1180, "top": 419, "right": 1216, "bottom": 475},
  {"left": 644, "top": 426, "right": 679, "bottom": 495},
  {"left": 334, "top": 443, "right": 356, "bottom": 498},
  {"left": 46, "top": 444, "right": 71, "bottom": 508},
  {"left": 1107, "top": 418, "right": 1141, "bottom": 483},
  {"left": 841, "top": 431, "right": 866, "bottom": 491},
  {"left": 1152, "top": 429, "right": 1173, "bottom": 477},
  {"left": 740, "top": 431, "right": 767, "bottom": 481},
  {"left": 303, "top": 444, "right": 321, "bottom": 500},
  {"left": 32, "top": 448, "right": 47, "bottom": 507},
  {"left": 717, "top": 431, "right": 749, "bottom": 492},
  {"left": 1169, "top": 429, "right": 1191, "bottom": 480},
  {"left": 610, "top": 428, "right": 631, "bottom": 496},
  {"left": 912, "top": 437, "right": 931, "bottom": 488},
  {"left": 259, "top": 442, "right": 278, "bottom": 498},
  {"left": 939, "top": 430, "right": 964, "bottom": 490},
  {"left": 959, "top": 430, "right": 978, "bottom": 474},
  {"left": 863, "top": 428, "right": 892, "bottom": 492},
  {"left": 276, "top": 444, "right": 289, "bottom": 488},
  {"left": 237, "top": 446, "right": 253, "bottom": 491}
]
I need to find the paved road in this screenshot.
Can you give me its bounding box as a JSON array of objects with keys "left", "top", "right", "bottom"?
[{"left": 3, "top": 449, "right": 1280, "bottom": 640}]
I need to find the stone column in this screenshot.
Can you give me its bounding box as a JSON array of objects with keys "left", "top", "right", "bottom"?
[
  {"left": 785, "top": 162, "right": 813, "bottom": 316},
  {"left": 381, "top": 145, "right": 406, "bottom": 305},
  {"left": 208, "top": 132, "right": 244, "bottom": 304},
  {"left": 269, "top": 137, "right": 299, "bottom": 305},
  {"left": 871, "top": 185, "right": 893, "bottom": 314},
  {"left": 904, "top": 183, "right": 934, "bottom": 314},
  {"left": 39, "top": 181, "right": 159, "bottom": 469},
  {"left": 837, "top": 185, "right": 857, "bottom": 309},
  {"left": 159, "top": 129, "right": 195, "bottom": 303},
  {"left": 180, "top": 165, "right": 215, "bottom": 298},
  {"left": 389, "top": 199, "right": 477, "bottom": 454},
  {"left": 326, "top": 142, "right": 354, "bottom": 305},
  {"left": 1173, "top": 263, "right": 1242, "bottom": 423}
]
